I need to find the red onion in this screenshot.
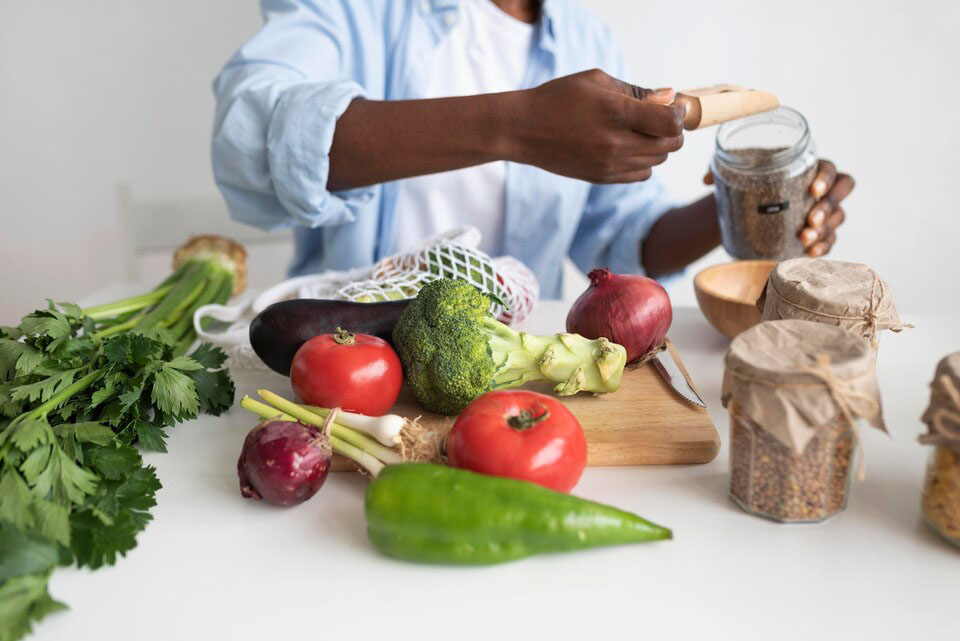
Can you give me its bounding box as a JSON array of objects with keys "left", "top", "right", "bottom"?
[
  {"left": 237, "top": 419, "right": 332, "bottom": 506},
  {"left": 566, "top": 268, "right": 672, "bottom": 363}
]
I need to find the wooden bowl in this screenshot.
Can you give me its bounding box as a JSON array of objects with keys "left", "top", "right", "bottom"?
[{"left": 694, "top": 260, "right": 778, "bottom": 339}]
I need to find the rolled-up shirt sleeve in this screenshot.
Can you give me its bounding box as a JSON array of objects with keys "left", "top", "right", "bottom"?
[{"left": 211, "top": 0, "right": 374, "bottom": 231}]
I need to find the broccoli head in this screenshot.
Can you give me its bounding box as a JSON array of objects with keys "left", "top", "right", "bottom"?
[{"left": 392, "top": 278, "right": 627, "bottom": 416}]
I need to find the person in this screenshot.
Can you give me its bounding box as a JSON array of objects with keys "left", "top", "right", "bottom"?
[{"left": 212, "top": 0, "right": 853, "bottom": 298}]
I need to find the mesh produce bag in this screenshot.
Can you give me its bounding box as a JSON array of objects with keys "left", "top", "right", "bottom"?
[
  {"left": 335, "top": 238, "right": 536, "bottom": 323},
  {"left": 194, "top": 226, "right": 540, "bottom": 370},
  {"left": 299, "top": 227, "right": 538, "bottom": 324},
  {"left": 337, "top": 271, "right": 440, "bottom": 303}
]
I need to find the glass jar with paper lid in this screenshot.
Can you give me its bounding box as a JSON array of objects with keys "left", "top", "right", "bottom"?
[
  {"left": 722, "top": 320, "right": 885, "bottom": 522},
  {"left": 757, "top": 257, "right": 912, "bottom": 349},
  {"left": 920, "top": 353, "right": 960, "bottom": 548}
]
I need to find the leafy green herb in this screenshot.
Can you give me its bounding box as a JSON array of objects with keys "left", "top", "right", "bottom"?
[
  {"left": 0, "top": 524, "right": 61, "bottom": 582},
  {"left": 70, "top": 445, "right": 161, "bottom": 569},
  {"left": 0, "top": 572, "right": 65, "bottom": 641},
  {"left": 0, "top": 249, "right": 238, "bottom": 640}
]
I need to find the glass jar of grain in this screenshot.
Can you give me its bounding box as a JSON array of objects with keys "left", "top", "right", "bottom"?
[
  {"left": 919, "top": 353, "right": 960, "bottom": 548},
  {"left": 757, "top": 258, "right": 912, "bottom": 350},
  {"left": 722, "top": 320, "right": 885, "bottom": 522},
  {"left": 712, "top": 106, "right": 818, "bottom": 260},
  {"left": 729, "top": 410, "right": 857, "bottom": 521}
]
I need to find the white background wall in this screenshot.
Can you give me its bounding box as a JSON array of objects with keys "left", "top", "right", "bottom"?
[{"left": 2, "top": 0, "right": 958, "bottom": 324}]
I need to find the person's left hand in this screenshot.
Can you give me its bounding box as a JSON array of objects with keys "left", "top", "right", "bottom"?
[
  {"left": 704, "top": 159, "right": 855, "bottom": 257},
  {"left": 799, "top": 159, "right": 855, "bottom": 257}
]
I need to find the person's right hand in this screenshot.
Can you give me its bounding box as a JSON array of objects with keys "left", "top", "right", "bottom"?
[{"left": 501, "top": 69, "right": 685, "bottom": 184}]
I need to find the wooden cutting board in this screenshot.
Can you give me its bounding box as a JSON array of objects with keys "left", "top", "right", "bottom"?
[{"left": 331, "top": 339, "right": 719, "bottom": 470}]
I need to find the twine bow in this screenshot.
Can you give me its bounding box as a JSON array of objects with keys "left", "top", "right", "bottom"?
[
  {"left": 725, "top": 352, "right": 881, "bottom": 480},
  {"left": 919, "top": 374, "right": 960, "bottom": 449},
  {"left": 862, "top": 278, "right": 885, "bottom": 349},
  {"left": 770, "top": 275, "right": 912, "bottom": 348},
  {"left": 861, "top": 278, "right": 914, "bottom": 348},
  {"left": 799, "top": 354, "right": 881, "bottom": 480}
]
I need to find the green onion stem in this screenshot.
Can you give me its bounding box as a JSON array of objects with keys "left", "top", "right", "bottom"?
[
  {"left": 239, "top": 396, "right": 387, "bottom": 475},
  {"left": 255, "top": 391, "right": 402, "bottom": 464},
  {"left": 329, "top": 435, "right": 385, "bottom": 477}
]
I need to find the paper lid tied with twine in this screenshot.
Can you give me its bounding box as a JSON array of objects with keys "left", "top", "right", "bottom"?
[
  {"left": 757, "top": 258, "right": 911, "bottom": 348},
  {"left": 722, "top": 320, "right": 885, "bottom": 457},
  {"left": 920, "top": 353, "right": 960, "bottom": 455}
]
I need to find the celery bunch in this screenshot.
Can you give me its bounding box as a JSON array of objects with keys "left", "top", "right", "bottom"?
[{"left": 0, "top": 236, "right": 244, "bottom": 640}]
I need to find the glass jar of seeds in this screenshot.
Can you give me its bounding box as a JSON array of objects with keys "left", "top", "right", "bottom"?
[
  {"left": 729, "top": 409, "right": 857, "bottom": 521},
  {"left": 757, "top": 258, "right": 912, "bottom": 350},
  {"left": 919, "top": 353, "right": 960, "bottom": 548},
  {"left": 722, "top": 320, "right": 885, "bottom": 523},
  {"left": 712, "top": 107, "right": 818, "bottom": 260}
]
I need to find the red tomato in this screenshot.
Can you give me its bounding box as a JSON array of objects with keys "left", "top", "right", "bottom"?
[
  {"left": 290, "top": 328, "right": 402, "bottom": 416},
  {"left": 447, "top": 390, "right": 587, "bottom": 492}
]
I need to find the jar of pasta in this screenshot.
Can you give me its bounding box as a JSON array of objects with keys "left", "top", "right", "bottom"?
[
  {"left": 919, "top": 353, "right": 960, "bottom": 548},
  {"left": 722, "top": 320, "right": 885, "bottom": 522}
]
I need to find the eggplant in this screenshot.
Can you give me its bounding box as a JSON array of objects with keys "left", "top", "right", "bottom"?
[{"left": 249, "top": 299, "right": 411, "bottom": 375}]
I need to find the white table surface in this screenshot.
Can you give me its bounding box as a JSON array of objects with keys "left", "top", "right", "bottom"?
[{"left": 39, "top": 287, "right": 958, "bottom": 641}]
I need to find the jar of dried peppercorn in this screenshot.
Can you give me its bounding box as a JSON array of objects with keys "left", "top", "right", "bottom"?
[
  {"left": 712, "top": 107, "right": 818, "bottom": 260},
  {"left": 722, "top": 320, "right": 885, "bottom": 522},
  {"left": 919, "top": 353, "right": 960, "bottom": 548}
]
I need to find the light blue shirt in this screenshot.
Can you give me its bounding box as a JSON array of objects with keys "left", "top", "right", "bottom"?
[{"left": 212, "top": 0, "right": 676, "bottom": 298}]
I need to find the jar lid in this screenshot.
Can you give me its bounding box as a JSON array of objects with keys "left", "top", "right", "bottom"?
[
  {"left": 920, "top": 353, "right": 960, "bottom": 453},
  {"left": 759, "top": 258, "right": 910, "bottom": 347},
  {"left": 722, "top": 319, "right": 885, "bottom": 453}
]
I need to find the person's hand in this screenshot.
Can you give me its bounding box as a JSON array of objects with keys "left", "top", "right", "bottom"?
[
  {"left": 502, "top": 69, "right": 685, "bottom": 184},
  {"left": 703, "top": 159, "right": 855, "bottom": 256},
  {"left": 798, "top": 160, "right": 854, "bottom": 256}
]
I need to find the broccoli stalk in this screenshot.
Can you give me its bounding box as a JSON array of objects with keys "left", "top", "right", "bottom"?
[
  {"left": 483, "top": 316, "right": 625, "bottom": 393},
  {"left": 392, "top": 278, "right": 627, "bottom": 415}
]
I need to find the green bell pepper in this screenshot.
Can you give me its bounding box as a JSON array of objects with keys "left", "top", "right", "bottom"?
[{"left": 364, "top": 463, "right": 671, "bottom": 564}]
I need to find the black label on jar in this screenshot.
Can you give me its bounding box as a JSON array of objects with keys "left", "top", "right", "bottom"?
[{"left": 758, "top": 201, "right": 790, "bottom": 214}]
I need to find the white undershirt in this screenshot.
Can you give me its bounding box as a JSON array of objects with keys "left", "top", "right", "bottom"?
[{"left": 392, "top": 0, "right": 535, "bottom": 255}]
